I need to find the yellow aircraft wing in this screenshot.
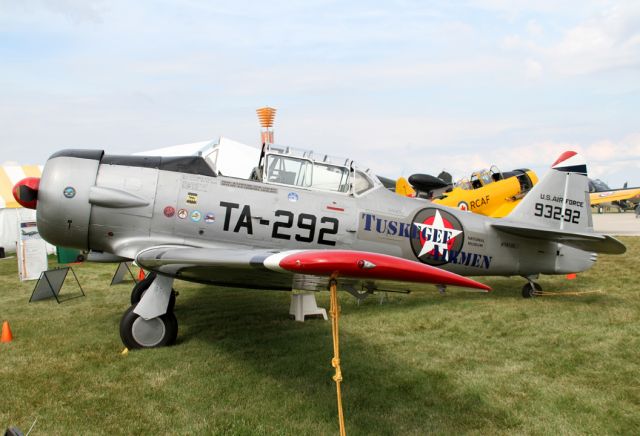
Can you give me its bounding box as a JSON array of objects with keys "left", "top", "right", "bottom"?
[{"left": 589, "top": 188, "right": 640, "bottom": 205}]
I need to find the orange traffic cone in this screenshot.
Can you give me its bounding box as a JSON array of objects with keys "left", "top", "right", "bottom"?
[
  {"left": 1, "top": 321, "right": 13, "bottom": 343},
  {"left": 138, "top": 268, "right": 145, "bottom": 281}
]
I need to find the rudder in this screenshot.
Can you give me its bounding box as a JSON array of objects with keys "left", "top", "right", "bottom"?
[{"left": 507, "top": 151, "right": 593, "bottom": 232}]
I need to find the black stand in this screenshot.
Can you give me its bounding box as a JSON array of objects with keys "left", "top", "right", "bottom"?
[{"left": 30, "top": 267, "right": 85, "bottom": 303}]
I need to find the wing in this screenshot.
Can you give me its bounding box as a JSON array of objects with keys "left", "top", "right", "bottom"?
[
  {"left": 135, "top": 246, "right": 490, "bottom": 292},
  {"left": 589, "top": 188, "right": 640, "bottom": 205},
  {"left": 492, "top": 222, "right": 626, "bottom": 254}
]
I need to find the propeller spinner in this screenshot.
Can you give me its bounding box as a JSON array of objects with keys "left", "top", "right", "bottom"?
[{"left": 12, "top": 177, "right": 40, "bottom": 209}]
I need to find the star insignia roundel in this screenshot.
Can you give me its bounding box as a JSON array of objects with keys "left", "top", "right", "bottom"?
[{"left": 410, "top": 208, "right": 465, "bottom": 266}]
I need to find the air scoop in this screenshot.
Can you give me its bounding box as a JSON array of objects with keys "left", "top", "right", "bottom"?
[{"left": 12, "top": 177, "right": 40, "bottom": 209}]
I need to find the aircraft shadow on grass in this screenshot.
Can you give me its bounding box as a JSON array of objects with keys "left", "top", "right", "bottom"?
[{"left": 173, "top": 287, "right": 518, "bottom": 433}]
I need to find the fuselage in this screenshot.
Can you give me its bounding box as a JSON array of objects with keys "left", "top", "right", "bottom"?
[
  {"left": 432, "top": 169, "right": 538, "bottom": 217},
  {"left": 35, "top": 150, "right": 595, "bottom": 284}
]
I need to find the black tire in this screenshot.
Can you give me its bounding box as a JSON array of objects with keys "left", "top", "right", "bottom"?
[
  {"left": 522, "top": 282, "right": 542, "bottom": 298},
  {"left": 119, "top": 305, "right": 178, "bottom": 349}
]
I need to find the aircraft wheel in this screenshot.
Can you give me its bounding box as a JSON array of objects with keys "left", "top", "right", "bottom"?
[
  {"left": 119, "top": 305, "right": 178, "bottom": 349},
  {"left": 522, "top": 282, "right": 541, "bottom": 298}
]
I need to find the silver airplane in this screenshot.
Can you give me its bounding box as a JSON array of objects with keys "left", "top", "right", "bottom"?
[{"left": 13, "top": 145, "right": 624, "bottom": 349}]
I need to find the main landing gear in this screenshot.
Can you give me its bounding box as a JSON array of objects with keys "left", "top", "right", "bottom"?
[
  {"left": 521, "top": 277, "right": 542, "bottom": 298},
  {"left": 120, "top": 273, "right": 178, "bottom": 349}
]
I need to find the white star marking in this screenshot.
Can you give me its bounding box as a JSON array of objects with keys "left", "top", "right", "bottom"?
[{"left": 413, "top": 210, "right": 463, "bottom": 260}]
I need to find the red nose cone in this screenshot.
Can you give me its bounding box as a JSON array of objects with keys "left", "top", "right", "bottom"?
[{"left": 12, "top": 177, "right": 40, "bottom": 209}]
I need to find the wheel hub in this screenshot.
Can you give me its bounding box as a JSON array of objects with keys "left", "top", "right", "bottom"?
[{"left": 131, "top": 317, "right": 166, "bottom": 347}]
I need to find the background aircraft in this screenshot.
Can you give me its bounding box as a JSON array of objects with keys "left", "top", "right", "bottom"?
[
  {"left": 588, "top": 179, "right": 640, "bottom": 212},
  {"left": 396, "top": 166, "right": 539, "bottom": 217},
  {"left": 13, "top": 145, "right": 623, "bottom": 350}
]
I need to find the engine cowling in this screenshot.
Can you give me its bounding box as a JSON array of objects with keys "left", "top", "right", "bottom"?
[{"left": 35, "top": 149, "right": 104, "bottom": 249}]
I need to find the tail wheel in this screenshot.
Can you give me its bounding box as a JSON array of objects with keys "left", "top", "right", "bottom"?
[
  {"left": 119, "top": 305, "right": 178, "bottom": 349},
  {"left": 522, "top": 282, "right": 542, "bottom": 298}
]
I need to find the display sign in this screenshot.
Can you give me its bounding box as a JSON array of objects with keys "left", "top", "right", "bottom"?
[
  {"left": 16, "top": 213, "right": 48, "bottom": 281},
  {"left": 110, "top": 261, "right": 136, "bottom": 285},
  {"left": 30, "top": 267, "right": 85, "bottom": 303}
]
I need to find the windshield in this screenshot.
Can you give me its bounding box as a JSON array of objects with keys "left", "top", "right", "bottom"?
[
  {"left": 265, "top": 155, "right": 312, "bottom": 187},
  {"left": 264, "top": 154, "right": 351, "bottom": 192},
  {"left": 354, "top": 171, "right": 374, "bottom": 195},
  {"left": 313, "top": 163, "right": 350, "bottom": 192}
]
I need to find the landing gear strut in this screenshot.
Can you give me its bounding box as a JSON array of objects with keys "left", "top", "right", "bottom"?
[
  {"left": 130, "top": 271, "right": 177, "bottom": 311},
  {"left": 130, "top": 272, "right": 156, "bottom": 304},
  {"left": 120, "top": 273, "right": 178, "bottom": 349}
]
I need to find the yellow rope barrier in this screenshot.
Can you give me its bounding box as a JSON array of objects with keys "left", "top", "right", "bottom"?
[
  {"left": 329, "top": 275, "right": 346, "bottom": 436},
  {"left": 533, "top": 290, "right": 604, "bottom": 297}
]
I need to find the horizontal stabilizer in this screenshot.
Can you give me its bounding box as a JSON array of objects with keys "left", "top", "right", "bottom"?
[{"left": 492, "top": 222, "right": 625, "bottom": 254}]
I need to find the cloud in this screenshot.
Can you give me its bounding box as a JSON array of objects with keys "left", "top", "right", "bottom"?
[
  {"left": 503, "top": 1, "right": 640, "bottom": 76},
  {"left": 0, "top": 0, "right": 107, "bottom": 24},
  {"left": 422, "top": 133, "right": 640, "bottom": 185},
  {"left": 524, "top": 58, "right": 543, "bottom": 79},
  {"left": 338, "top": 129, "right": 640, "bottom": 187}
]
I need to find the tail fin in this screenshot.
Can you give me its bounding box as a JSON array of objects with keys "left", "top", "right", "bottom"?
[
  {"left": 495, "top": 151, "right": 625, "bottom": 254},
  {"left": 507, "top": 151, "right": 591, "bottom": 231},
  {"left": 395, "top": 177, "right": 416, "bottom": 197}
]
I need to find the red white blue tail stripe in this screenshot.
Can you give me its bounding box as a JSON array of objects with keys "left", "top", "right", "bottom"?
[{"left": 551, "top": 151, "right": 587, "bottom": 175}]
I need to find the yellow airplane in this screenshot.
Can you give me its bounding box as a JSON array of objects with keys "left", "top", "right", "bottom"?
[
  {"left": 396, "top": 166, "right": 539, "bottom": 218},
  {"left": 396, "top": 164, "right": 640, "bottom": 217},
  {"left": 588, "top": 179, "right": 640, "bottom": 211}
]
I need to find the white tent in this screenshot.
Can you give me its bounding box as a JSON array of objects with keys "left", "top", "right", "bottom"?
[{"left": 135, "top": 136, "right": 261, "bottom": 179}]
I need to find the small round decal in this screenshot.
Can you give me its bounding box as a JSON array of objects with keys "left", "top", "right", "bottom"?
[
  {"left": 190, "top": 210, "right": 202, "bottom": 222},
  {"left": 177, "top": 208, "right": 188, "bottom": 219},
  {"left": 288, "top": 192, "right": 299, "bottom": 202},
  {"left": 457, "top": 201, "right": 469, "bottom": 211},
  {"left": 163, "top": 206, "right": 176, "bottom": 218},
  {"left": 410, "top": 208, "right": 465, "bottom": 266},
  {"left": 204, "top": 213, "right": 215, "bottom": 223},
  {"left": 63, "top": 186, "right": 76, "bottom": 198}
]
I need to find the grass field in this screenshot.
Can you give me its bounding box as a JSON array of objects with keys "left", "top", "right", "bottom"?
[{"left": 1, "top": 238, "right": 639, "bottom": 435}]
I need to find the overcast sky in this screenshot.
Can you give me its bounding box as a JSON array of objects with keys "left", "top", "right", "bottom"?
[{"left": 1, "top": 0, "right": 639, "bottom": 186}]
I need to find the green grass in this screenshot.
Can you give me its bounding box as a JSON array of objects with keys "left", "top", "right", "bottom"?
[{"left": 1, "top": 239, "right": 639, "bottom": 435}]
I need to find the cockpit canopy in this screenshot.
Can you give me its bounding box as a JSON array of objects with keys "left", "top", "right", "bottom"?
[
  {"left": 455, "top": 165, "right": 503, "bottom": 190},
  {"left": 259, "top": 144, "right": 378, "bottom": 196},
  {"left": 184, "top": 139, "right": 380, "bottom": 196}
]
